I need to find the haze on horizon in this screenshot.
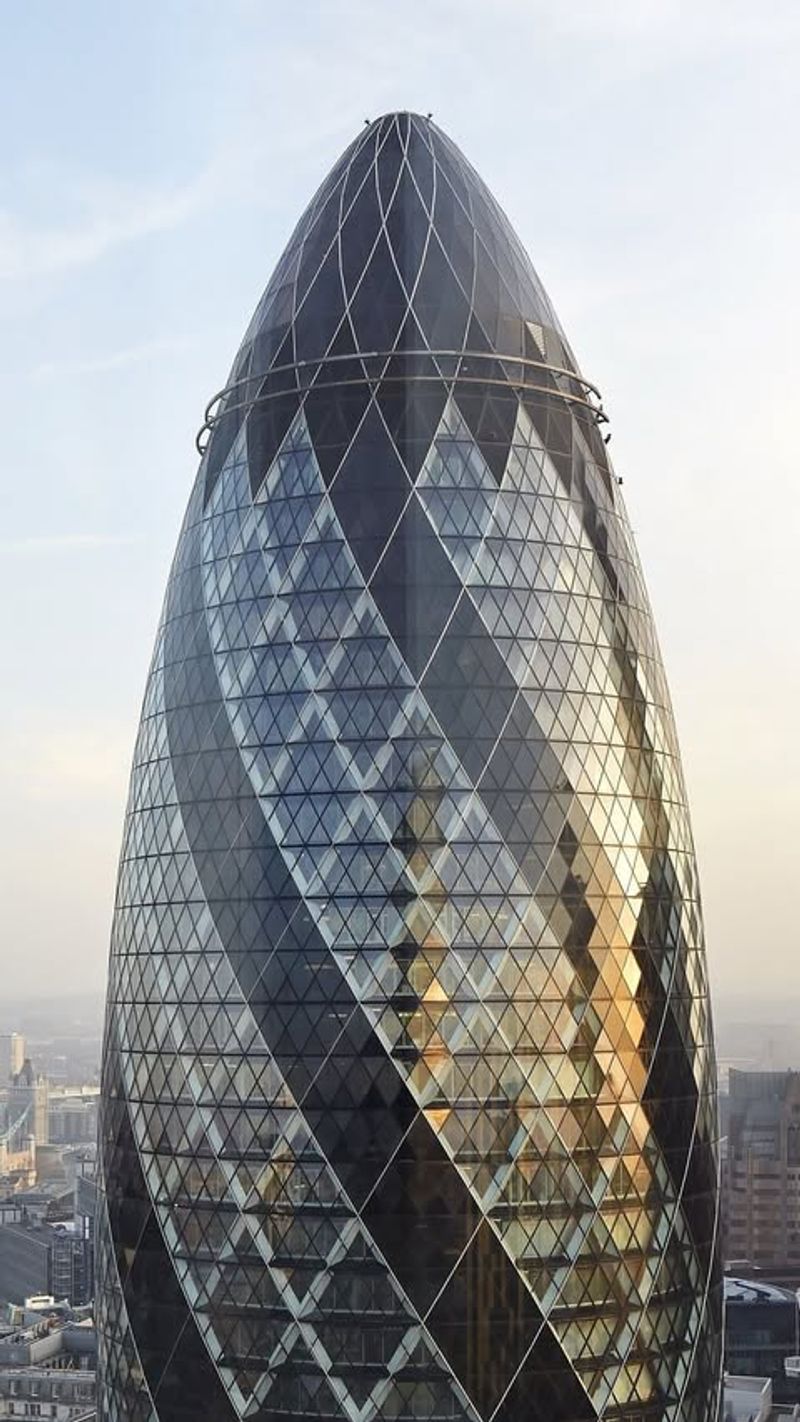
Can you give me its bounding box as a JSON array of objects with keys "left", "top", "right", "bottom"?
[{"left": 0, "top": 0, "right": 797, "bottom": 1002}]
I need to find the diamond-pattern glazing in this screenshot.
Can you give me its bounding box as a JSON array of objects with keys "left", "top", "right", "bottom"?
[{"left": 97, "top": 111, "right": 722, "bottom": 1422}]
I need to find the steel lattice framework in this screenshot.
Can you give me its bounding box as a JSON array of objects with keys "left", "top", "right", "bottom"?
[{"left": 96, "top": 112, "right": 722, "bottom": 1422}]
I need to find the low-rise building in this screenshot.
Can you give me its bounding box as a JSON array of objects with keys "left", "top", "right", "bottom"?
[
  {"left": 0, "top": 1365, "right": 95, "bottom": 1420},
  {"left": 723, "top": 1374, "right": 772, "bottom": 1422},
  {"left": 0, "top": 1221, "right": 92, "bottom": 1309},
  {"left": 0, "top": 1311, "right": 95, "bottom": 1421},
  {"left": 726, "top": 1276, "right": 800, "bottom": 1402}
]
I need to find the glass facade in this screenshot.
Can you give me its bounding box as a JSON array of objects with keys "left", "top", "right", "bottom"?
[{"left": 96, "top": 112, "right": 721, "bottom": 1422}]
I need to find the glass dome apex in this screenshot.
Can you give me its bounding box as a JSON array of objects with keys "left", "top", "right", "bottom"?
[
  {"left": 240, "top": 107, "right": 567, "bottom": 355},
  {"left": 204, "top": 111, "right": 581, "bottom": 500}
]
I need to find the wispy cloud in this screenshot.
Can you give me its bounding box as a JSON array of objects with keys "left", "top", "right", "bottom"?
[
  {"left": 0, "top": 533, "right": 134, "bottom": 554},
  {"left": 32, "top": 333, "right": 195, "bottom": 380},
  {"left": 0, "top": 164, "right": 220, "bottom": 284}
]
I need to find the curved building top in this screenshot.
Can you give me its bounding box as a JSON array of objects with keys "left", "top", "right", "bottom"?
[
  {"left": 201, "top": 111, "right": 603, "bottom": 498},
  {"left": 242, "top": 110, "right": 567, "bottom": 369}
]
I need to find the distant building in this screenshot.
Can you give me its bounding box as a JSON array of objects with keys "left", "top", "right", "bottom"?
[
  {"left": 8, "top": 1064, "right": 48, "bottom": 1152},
  {"left": 73, "top": 1177, "right": 96, "bottom": 1307},
  {"left": 47, "top": 1090, "right": 98, "bottom": 1147},
  {"left": 0, "top": 1063, "right": 49, "bottom": 1194},
  {"left": 0, "top": 1365, "right": 95, "bottom": 1420},
  {"left": 0, "top": 1220, "right": 92, "bottom": 1308},
  {"left": 0, "top": 1196, "right": 53, "bottom": 1230},
  {"left": 0, "top": 1040, "right": 24, "bottom": 1089},
  {"left": 0, "top": 1045, "right": 35, "bottom": 1193},
  {"left": 726, "top": 1070, "right": 800, "bottom": 1275},
  {"left": 725, "top": 1276, "right": 800, "bottom": 1402},
  {"left": 0, "top": 1140, "right": 35, "bottom": 1196},
  {"left": 0, "top": 1308, "right": 95, "bottom": 1420}
]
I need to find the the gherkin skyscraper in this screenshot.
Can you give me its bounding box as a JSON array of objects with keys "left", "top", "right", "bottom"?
[{"left": 96, "top": 113, "right": 721, "bottom": 1422}]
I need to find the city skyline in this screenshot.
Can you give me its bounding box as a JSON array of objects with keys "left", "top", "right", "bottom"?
[
  {"left": 0, "top": 10, "right": 797, "bottom": 1421},
  {"left": 2, "top": 1, "right": 799, "bottom": 1002}
]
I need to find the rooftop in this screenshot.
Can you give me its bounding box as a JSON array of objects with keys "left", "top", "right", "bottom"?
[{"left": 725, "top": 1276, "right": 799, "bottom": 1306}]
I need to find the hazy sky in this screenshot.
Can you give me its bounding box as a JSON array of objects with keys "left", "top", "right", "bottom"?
[{"left": 1, "top": 0, "right": 798, "bottom": 1002}]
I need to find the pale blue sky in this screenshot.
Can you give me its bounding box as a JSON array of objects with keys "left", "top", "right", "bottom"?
[{"left": 1, "top": 0, "right": 798, "bottom": 999}]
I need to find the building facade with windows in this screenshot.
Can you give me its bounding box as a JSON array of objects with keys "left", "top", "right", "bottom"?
[
  {"left": 48, "top": 1092, "right": 99, "bottom": 1149},
  {"left": 724, "top": 1276, "right": 800, "bottom": 1403},
  {"left": 96, "top": 112, "right": 721, "bottom": 1422},
  {"left": 0, "top": 1364, "right": 96, "bottom": 1421},
  {"left": 0, "top": 1311, "right": 96, "bottom": 1421},
  {"left": 0, "top": 1221, "right": 93, "bottom": 1311},
  {"left": 725, "top": 1070, "right": 800, "bottom": 1275}
]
